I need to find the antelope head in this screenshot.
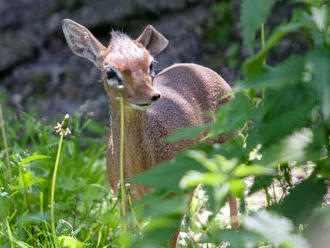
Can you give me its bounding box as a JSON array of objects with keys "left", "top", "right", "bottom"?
[{"left": 62, "top": 19, "right": 169, "bottom": 110}]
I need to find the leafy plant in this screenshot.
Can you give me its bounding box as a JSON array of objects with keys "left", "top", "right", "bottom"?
[
  {"left": 1, "top": 0, "right": 329, "bottom": 247},
  {"left": 130, "top": 0, "right": 330, "bottom": 247}
]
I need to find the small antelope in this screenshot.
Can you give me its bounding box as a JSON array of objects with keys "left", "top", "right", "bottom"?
[{"left": 62, "top": 19, "right": 236, "bottom": 246}]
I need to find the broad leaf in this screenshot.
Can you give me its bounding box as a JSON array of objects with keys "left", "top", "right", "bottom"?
[
  {"left": 17, "top": 170, "right": 45, "bottom": 189},
  {"left": 262, "top": 128, "right": 313, "bottom": 167},
  {"left": 165, "top": 123, "right": 210, "bottom": 143},
  {"left": 244, "top": 210, "right": 310, "bottom": 247},
  {"left": 240, "top": 55, "right": 305, "bottom": 89},
  {"left": 179, "top": 171, "right": 225, "bottom": 189},
  {"left": 234, "top": 164, "right": 275, "bottom": 177},
  {"left": 58, "top": 236, "right": 84, "bottom": 248},
  {"left": 200, "top": 229, "right": 262, "bottom": 248},
  {"left": 129, "top": 153, "right": 206, "bottom": 191},
  {"left": 241, "top": 0, "right": 280, "bottom": 53},
  {"left": 211, "top": 93, "right": 257, "bottom": 135},
  {"left": 269, "top": 174, "right": 326, "bottom": 225},
  {"left": 18, "top": 212, "right": 50, "bottom": 225},
  {"left": 247, "top": 84, "right": 316, "bottom": 150},
  {"left": 243, "top": 23, "right": 302, "bottom": 74},
  {"left": 19, "top": 153, "right": 50, "bottom": 167},
  {"left": 249, "top": 175, "right": 275, "bottom": 195},
  {"left": 306, "top": 49, "right": 330, "bottom": 120}
]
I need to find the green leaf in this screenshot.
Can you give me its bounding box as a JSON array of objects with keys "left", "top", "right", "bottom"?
[
  {"left": 56, "top": 219, "right": 74, "bottom": 236},
  {"left": 234, "top": 164, "right": 275, "bottom": 177},
  {"left": 19, "top": 153, "right": 50, "bottom": 167},
  {"left": 18, "top": 212, "right": 50, "bottom": 225},
  {"left": 79, "top": 184, "right": 108, "bottom": 201},
  {"left": 247, "top": 84, "right": 316, "bottom": 150},
  {"left": 240, "top": 55, "right": 305, "bottom": 90},
  {"left": 305, "top": 205, "right": 330, "bottom": 247},
  {"left": 0, "top": 195, "right": 13, "bottom": 220},
  {"left": 204, "top": 185, "right": 224, "bottom": 214},
  {"left": 179, "top": 171, "right": 225, "bottom": 189},
  {"left": 291, "top": 7, "right": 327, "bottom": 47},
  {"left": 305, "top": 125, "right": 328, "bottom": 162},
  {"left": 243, "top": 23, "right": 303, "bottom": 74},
  {"left": 58, "top": 236, "right": 84, "bottom": 248},
  {"left": 249, "top": 175, "right": 274, "bottom": 194},
  {"left": 17, "top": 170, "right": 45, "bottom": 189},
  {"left": 311, "top": 6, "right": 328, "bottom": 31},
  {"left": 262, "top": 128, "right": 313, "bottom": 167},
  {"left": 140, "top": 195, "right": 189, "bottom": 218},
  {"left": 211, "top": 93, "right": 256, "bottom": 135},
  {"left": 185, "top": 150, "right": 218, "bottom": 172},
  {"left": 164, "top": 123, "right": 210, "bottom": 143},
  {"left": 269, "top": 174, "right": 326, "bottom": 225},
  {"left": 129, "top": 153, "right": 206, "bottom": 191},
  {"left": 244, "top": 210, "right": 310, "bottom": 247},
  {"left": 15, "top": 241, "right": 33, "bottom": 248},
  {"left": 306, "top": 49, "right": 330, "bottom": 120},
  {"left": 229, "top": 179, "right": 246, "bottom": 197},
  {"left": 200, "top": 229, "right": 262, "bottom": 248},
  {"left": 294, "top": 0, "right": 325, "bottom": 5},
  {"left": 241, "top": 0, "right": 280, "bottom": 53},
  {"left": 57, "top": 176, "right": 78, "bottom": 191},
  {"left": 132, "top": 195, "right": 188, "bottom": 247}
]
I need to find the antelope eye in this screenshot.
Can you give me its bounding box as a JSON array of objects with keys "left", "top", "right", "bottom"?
[
  {"left": 149, "top": 63, "right": 155, "bottom": 77},
  {"left": 105, "top": 67, "right": 123, "bottom": 86},
  {"left": 106, "top": 69, "right": 117, "bottom": 79}
]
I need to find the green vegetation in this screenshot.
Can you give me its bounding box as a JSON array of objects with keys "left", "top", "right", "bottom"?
[{"left": 1, "top": 0, "right": 329, "bottom": 247}]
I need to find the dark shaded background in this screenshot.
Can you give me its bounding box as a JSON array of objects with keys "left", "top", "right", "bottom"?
[{"left": 0, "top": 0, "right": 304, "bottom": 123}]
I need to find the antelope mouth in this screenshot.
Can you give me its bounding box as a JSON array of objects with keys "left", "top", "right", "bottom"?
[{"left": 130, "top": 102, "right": 152, "bottom": 110}]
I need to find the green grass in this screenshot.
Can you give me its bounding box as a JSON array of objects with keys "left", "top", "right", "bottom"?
[{"left": 0, "top": 102, "right": 121, "bottom": 247}]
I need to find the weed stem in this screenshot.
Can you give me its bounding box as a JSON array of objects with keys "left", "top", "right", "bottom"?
[
  {"left": 51, "top": 133, "right": 64, "bottom": 248},
  {"left": 119, "top": 91, "right": 126, "bottom": 222},
  {"left": 0, "top": 104, "right": 15, "bottom": 194}
]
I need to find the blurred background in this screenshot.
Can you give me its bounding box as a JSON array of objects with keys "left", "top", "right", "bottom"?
[{"left": 0, "top": 0, "right": 306, "bottom": 123}]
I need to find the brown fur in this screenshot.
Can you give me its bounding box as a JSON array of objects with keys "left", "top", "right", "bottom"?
[
  {"left": 106, "top": 63, "right": 233, "bottom": 200},
  {"left": 62, "top": 19, "right": 235, "bottom": 246}
]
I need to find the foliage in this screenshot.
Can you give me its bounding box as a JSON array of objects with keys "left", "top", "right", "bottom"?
[
  {"left": 1, "top": 0, "right": 330, "bottom": 247},
  {"left": 0, "top": 105, "right": 120, "bottom": 247},
  {"left": 130, "top": 0, "right": 330, "bottom": 247}
]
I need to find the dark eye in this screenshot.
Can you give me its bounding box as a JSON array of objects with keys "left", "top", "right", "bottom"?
[
  {"left": 106, "top": 69, "right": 117, "bottom": 79},
  {"left": 105, "top": 68, "right": 123, "bottom": 86},
  {"left": 149, "top": 63, "right": 155, "bottom": 77}
]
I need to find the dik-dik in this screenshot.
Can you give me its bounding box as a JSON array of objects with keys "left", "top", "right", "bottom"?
[{"left": 62, "top": 19, "right": 236, "bottom": 246}]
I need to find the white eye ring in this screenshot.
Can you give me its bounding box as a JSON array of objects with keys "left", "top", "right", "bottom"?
[{"left": 104, "top": 65, "right": 123, "bottom": 87}]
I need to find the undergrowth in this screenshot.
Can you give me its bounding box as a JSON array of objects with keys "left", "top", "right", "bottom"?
[{"left": 1, "top": 0, "right": 329, "bottom": 247}]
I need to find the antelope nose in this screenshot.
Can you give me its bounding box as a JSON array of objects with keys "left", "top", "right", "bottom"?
[{"left": 151, "top": 93, "right": 161, "bottom": 102}]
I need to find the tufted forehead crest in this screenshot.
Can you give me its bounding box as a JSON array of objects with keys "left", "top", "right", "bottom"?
[{"left": 107, "top": 31, "right": 149, "bottom": 67}]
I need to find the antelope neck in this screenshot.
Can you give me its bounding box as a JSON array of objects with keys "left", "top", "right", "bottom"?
[{"left": 109, "top": 98, "right": 145, "bottom": 141}]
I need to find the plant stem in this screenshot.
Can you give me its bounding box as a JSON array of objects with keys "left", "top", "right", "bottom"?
[
  {"left": 261, "top": 23, "right": 266, "bottom": 65},
  {"left": 18, "top": 161, "right": 32, "bottom": 213},
  {"left": 0, "top": 104, "right": 15, "bottom": 193},
  {"left": 260, "top": 22, "right": 266, "bottom": 101},
  {"left": 51, "top": 133, "right": 64, "bottom": 248},
  {"left": 119, "top": 91, "right": 126, "bottom": 218},
  {"left": 5, "top": 217, "right": 14, "bottom": 248},
  {"left": 261, "top": 23, "right": 265, "bottom": 49}
]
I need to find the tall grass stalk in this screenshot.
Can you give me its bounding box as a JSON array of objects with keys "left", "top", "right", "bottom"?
[
  {"left": 51, "top": 114, "right": 70, "bottom": 248},
  {"left": 51, "top": 133, "right": 64, "bottom": 248},
  {"left": 119, "top": 91, "right": 126, "bottom": 220},
  {"left": 0, "top": 104, "right": 15, "bottom": 193},
  {"left": 5, "top": 217, "right": 14, "bottom": 248},
  {"left": 261, "top": 23, "right": 266, "bottom": 65},
  {"left": 261, "top": 22, "right": 266, "bottom": 100}
]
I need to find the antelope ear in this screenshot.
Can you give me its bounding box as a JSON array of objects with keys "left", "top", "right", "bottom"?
[
  {"left": 136, "top": 25, "right": 169, "bottom": 56},
  {"left": 62, "top": 19, "right": 106, "bottom": 68}
]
